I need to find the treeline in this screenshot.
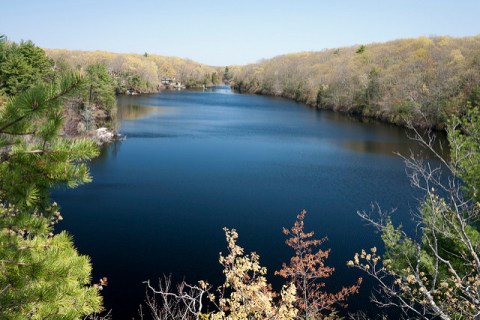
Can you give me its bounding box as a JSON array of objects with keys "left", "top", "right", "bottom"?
[
  {"left": 0, "top": 39, "right": 227, "bottom": 136},
  {"left": 45, "top": 49, "right": 224, "bottom": 93},
  {"left": 0, "top": 37, "right": 117, "bottom": 138},
  {"left": 233, "top": 35, "right": 480, "bottom": 128}
]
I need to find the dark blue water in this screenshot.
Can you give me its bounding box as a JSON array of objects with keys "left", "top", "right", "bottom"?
[{"left": 53, "top": 87, "right": 438, "bottom": 318}]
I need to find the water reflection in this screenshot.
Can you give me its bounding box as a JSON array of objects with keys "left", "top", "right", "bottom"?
[
  {"left": 317, "top": 110, "right": 448, "bottom": 159},
  {"left": 342, "top": 140, "right": 408, "bottom": 156},
  {"left": 95, "top": 140, "right": 123, "bottom": 162},
  {"left": 341, "top": 139, "right": 447, "bottom": 159},
  {"left": 116, "top": 104, "right": 160, "bottom": 121}
]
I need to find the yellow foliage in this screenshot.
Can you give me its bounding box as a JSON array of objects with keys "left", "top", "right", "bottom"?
[
  {"left": 233, "top": 35, "right": 480, "bottom": 127},
  {"left": 210, "top": 228, "right": 297, "bottom": 320},
  {"left": 44, "top": 48, "right": 220, "bottom": 90}
]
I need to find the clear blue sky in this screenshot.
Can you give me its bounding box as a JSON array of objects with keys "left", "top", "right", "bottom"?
[{"left": 1, "top": 0, "right": 479, "bottom": 66}]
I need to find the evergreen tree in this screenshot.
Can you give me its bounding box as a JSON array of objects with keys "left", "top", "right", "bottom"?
[
  {"left": 0, "top": 40, "right": 54, "bottom": 96},
  {"left": 0, "top": 72, "right": 99, "bottom": 208},
  {"left": 82, "top": 63, "right": 115, "bottom": 111},
  {"left": 0, "top": 203, "right": 103, "bottom": 319},
  {"left": 355, "top": 45, "right": 366, "bottom": 54},
  {"left": 223, "top": 66, "right": 233, "bottom": 82},
  {"left": 0, "top": 72, "right": 103, "bottom": 319},
  {"left": 211, "top": 72, "right": 219, "bottom": 84}
]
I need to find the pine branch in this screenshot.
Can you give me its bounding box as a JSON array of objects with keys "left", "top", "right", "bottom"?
[
  {"left": 46, "top": 79, "right": 81, "bottom": 103},
  {"left": 1, "top": 130, "right": 36, "bottom": 135},
  {"left": 0, "top": 73, "right": 82, "bottom": 134},
  {"left": 20, "top": 149, "right": 55, "bottom": 155},
  {"left": 0, "top": 114, "right": 28, "bottom": 133}
]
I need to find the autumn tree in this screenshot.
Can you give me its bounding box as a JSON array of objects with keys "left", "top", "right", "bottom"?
[
  {"left": 276, "top": 211, "right": 361, "bottom": 319},
  {"left": 143, "top": 228, "right": 298, "bottom": 320},
  {"left": 45, "top": 48, "right": 220, "bottom": 92},
  {"left": 232, "top": 35, "right": 480, "bottom": 128},
  {"left": 143, "top": 217, "right": 363, "bottom": 319},
  {"left": 349, "top": 106, "right": 480, "bottom": 319},
  {"left": 209, "top": 228, "right": 298, "bottom": 320}
]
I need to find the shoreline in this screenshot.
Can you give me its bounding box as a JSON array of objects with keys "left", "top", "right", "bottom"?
[{"left": 232, "top": 85, "right": 445, "bottom": 131}]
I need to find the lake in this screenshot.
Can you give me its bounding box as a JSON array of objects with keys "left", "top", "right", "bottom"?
[{"left": 53, "top": 86, "right": 440, "bottom": 318}]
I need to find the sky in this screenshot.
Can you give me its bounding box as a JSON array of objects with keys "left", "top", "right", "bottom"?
[{"left": 1, "top": 0, "right": 479, "bottom": 66}]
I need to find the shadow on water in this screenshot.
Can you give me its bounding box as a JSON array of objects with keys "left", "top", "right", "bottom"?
[{"left": 54, "top": 87, "right": 449, "bottom": 319}]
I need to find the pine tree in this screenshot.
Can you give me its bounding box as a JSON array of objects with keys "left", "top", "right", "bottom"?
[
  {"left": 0, "top": 39, "right": 54, "bottom": 96},
  {"left": 0, "top": 72, "right": 103, "bottom": 319},
  {"left": 82, "top": 63, "right": 116, "bottom": 111},
  {"left": 0, "top": 72, "right": 99, "bottom": 208}
]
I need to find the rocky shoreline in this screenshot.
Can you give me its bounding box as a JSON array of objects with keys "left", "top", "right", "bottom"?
[
  {"left": 61, "top": 99, "right": 120, "bottom": 146},
  {"left": 92, "top": 127, "right": 123, "bottom": 145}
]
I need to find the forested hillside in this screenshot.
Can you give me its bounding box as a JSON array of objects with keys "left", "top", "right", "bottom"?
[
  {"left": 0, "top": 38, "right": 118, "bottom": 139},
  {"left": 3, "top": 30, "right": 480, "bottom": 319},
  {"left": 233, "top": 35, "right": 480, "bottom": 128},
  {"left": 45, "top": 49, "right": 223, "bottom": 93}
]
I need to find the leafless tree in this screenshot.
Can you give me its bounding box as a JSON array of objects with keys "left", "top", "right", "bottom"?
[
  {"left": 84, "top": 310, "right": 112, "bottom": 320},
  {"left": 349, "top": 115, "right": 480, "bottom": 319},
  {"left": 140, "top": 276, "right": 210, "bottom": 320}
]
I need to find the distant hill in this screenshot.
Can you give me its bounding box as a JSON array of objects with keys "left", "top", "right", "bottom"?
[
  {"left": 233, "top": 35, "right": 480, "bottom": 128},
  {"left": 45, "top": 49, "right": 224, "bottom": 93}
]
